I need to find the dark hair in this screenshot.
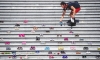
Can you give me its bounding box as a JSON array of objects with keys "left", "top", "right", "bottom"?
[{"left": 60, "top": 1, "right": 66, "bottom": 5}]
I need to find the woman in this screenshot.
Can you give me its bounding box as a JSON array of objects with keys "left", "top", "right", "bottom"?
[{"left": 60, "top": 1, "right": 81, "bottom": 22}]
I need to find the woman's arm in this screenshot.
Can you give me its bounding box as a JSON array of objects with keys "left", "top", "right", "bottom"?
[
  {"left": 60, "top": 10, "right": 66, "bottom": 21},
  {"left": 70, "top": 6, "right": 76, "bottom": 18}
]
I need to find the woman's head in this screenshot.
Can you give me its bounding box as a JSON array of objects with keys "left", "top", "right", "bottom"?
[{"left": 60, "top": 1, "right": 66, "bottom": 9}]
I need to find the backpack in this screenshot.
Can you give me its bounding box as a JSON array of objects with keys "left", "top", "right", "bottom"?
[{"left": 67, "top": 20, "right": 76, "bottom": 26}]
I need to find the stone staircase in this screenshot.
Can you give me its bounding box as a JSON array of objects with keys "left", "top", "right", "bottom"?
[{"left": 0, "top": 0, "right": 100, "bottom": 60}]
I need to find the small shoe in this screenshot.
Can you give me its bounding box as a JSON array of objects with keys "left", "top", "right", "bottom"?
[
  {"left": 42, "top": 24, "right": 45, "bottom": 27},
  {"left": 24, "top": 20, "right": 28, "bottom": 23},
  {"left": 0, "top": 21, "right": 4, "bottom": 23},
  {"left": 31, "top": 30, "right": 35, "bottom": 33},
  {"left": 60, "top": 22, "right": 63, "bottom": 26},
  {"left": 7, "top": 31, "right": 11, "bottom": 34},
  {"left": 86, "top": 51, "right": 91, "bottom": 54},
  {"left": 60, "top": 34, "right": 62, "bottom": 37},
  {"left": 15, "top": 27, "right": 19, "bottom": 30},
  {"left": 0, "top": 38, "right": 3, "bottom": 41},
  {"left": 69, "top": 30, "right": 73, "bottom": 34}
]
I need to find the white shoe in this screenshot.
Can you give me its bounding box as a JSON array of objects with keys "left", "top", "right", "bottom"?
[
  {"left": 71, "top": 18, "right": 74, "bottom": 23},
  {"left": 24, "top": 55, "right": 28, "bottom": 59},
  {"left": 86, "top": 51, "right": 91, "bottom": 54},
  {"left": 31, "top": 30, "right": 35, "bottom": 33},
  {"left": 0, "top": 38, "right": 3, "bottom": 41}
]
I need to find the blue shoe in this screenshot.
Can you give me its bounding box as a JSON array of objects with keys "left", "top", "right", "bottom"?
[
  {"left": 62, "top": 55, "right": 68, "bottom": 58},
  {"left": 60, "top": 22, "right": 63, "bottom": 26},
  {"left": 35, "top": 50, "right": 40, "bottom": 53},
  {"left": 45, "top": 46, "right": 50, "bottom": 50}
]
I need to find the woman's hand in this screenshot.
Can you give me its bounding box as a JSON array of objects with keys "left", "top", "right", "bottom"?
[{"left": 60, "top": 19, "right": 62, "bottom": 21}]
